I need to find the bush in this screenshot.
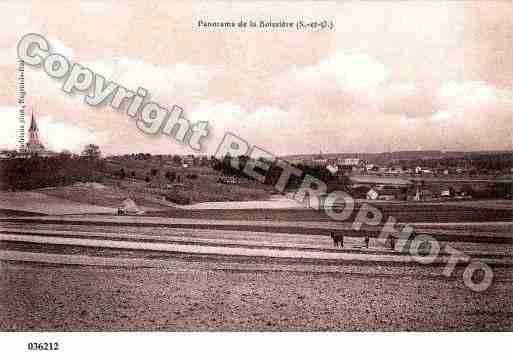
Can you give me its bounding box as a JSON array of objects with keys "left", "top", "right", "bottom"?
[
  {"left": 0, "top": 156, "right": 103, "bottom": 191},
  {"left": 164, "top": 193, "right": 191, "bottom": 205},
  {"left": 165, "top": 171, "right": 176, "bottom": 182}
]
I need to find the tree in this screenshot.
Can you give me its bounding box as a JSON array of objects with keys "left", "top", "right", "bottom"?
[
  {"left": 172, "top": 155, "right": 182, "bottom": 165},
  {"left": 165, "top": 170, "right": 176, "bottom": 182},
  {"left": 82, "top": 144, "right": 101, "bottom": 159},
  {"left": 200, "top": 156, "right": 210, "bottom": 166},
  {"left": 58, "top": 150, "right": 72, "bottom": 159}
]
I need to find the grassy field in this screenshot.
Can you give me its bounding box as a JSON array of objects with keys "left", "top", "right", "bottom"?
[
  {"left": 147, "top": 202, "right": 513, "bottom": 223},
  {"left": 0, "top": 209, "right": 42, "bottom": 217},
  {"left": 35, "top": 183, "right": 169, "bottom": 210},
  {"left": 103, "top": 160, "right": 271, "bottom": 204}
]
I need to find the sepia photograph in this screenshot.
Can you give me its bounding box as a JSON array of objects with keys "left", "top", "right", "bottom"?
[{"left": 0, "top": 0, "right": 512, "bottom": 356}]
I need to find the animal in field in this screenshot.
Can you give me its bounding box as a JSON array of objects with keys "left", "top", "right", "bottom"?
[{"left": 330, "top": 232, "right": 344, "bottom": 247}]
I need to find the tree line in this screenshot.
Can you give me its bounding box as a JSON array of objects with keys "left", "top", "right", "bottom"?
[
  {"left": 0, "top": 144, "right": 103, "bottom": 191},
  {"left": 211, "top": 155, "right": 350, "bottom": 192}
]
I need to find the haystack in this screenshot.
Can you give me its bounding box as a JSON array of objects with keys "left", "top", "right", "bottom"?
[{"left": 119, "top": 198, "right": 142, "bottom": 215}]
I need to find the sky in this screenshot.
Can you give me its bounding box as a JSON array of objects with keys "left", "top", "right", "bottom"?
[{"left": 0, "top": 1, "right": 512, "bottom": 155}]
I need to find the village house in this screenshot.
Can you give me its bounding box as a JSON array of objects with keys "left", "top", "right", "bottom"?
[{"left": 366, "top": 186, "right": 407, "bottom": 201}]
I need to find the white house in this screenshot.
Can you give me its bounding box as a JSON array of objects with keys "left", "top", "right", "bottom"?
[{"left": 326, "top": 164, "right": 339, "bottom": 174}]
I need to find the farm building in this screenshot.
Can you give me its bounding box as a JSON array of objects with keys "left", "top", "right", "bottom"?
[{"left": 366, "top": 187, "right": 407, "bottom": 201}]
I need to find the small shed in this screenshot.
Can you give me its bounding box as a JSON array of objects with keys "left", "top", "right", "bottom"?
[{"left": 118, "top": 198, "right": 143, "bottom": 215}]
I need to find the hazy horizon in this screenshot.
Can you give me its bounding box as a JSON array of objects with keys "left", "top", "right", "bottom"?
[{"left": 1, "top": 1, "right": 512, "bottom": 156}]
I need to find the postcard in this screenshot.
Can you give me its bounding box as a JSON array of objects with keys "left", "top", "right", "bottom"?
[{"left": 0, "top": 1, "right": 512, "bottom": 357}]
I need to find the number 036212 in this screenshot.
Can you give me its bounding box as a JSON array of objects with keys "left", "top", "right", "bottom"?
[{"left": 27, "top": 342, "right": 59, "bottom": 351}]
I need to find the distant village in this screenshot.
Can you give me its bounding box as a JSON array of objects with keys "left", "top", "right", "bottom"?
[
  {"left": 285, "top": 152, "right": 513, "bottom": 201},
  {"left": 1, "top": 113, "right": 512, "bottom": 202}
]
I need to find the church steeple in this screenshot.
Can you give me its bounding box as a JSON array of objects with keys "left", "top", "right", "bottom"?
[
  {"left": 25, "top": 110, "right": 45, "bottom": 153},
  {"left": 29, "top": 112, "right": 39, "bottom": 132}
]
